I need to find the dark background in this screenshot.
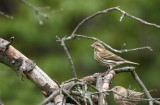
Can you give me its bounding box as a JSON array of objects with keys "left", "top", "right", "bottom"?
[{"left": 0, "top": 0, "right": 160, "bottom": 105}]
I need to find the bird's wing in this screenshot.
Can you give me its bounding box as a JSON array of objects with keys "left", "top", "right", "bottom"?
[
  {"left": 99, "top": 50, "right": 124, "bottom": 61},
  {"left": 128, "top": 90, "right": 144, "bottom": 98}
]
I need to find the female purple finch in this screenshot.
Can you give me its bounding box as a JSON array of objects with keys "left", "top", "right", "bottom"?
[
  {"left": 91, "top": 41, "right": 139, "bottom": 69},
  {"left": 112, "top": 86, "right": 144, "bottom": 105}
]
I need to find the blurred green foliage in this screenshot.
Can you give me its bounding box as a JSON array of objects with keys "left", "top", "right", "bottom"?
[{"left": 0, "top": 0, "right": 160, "bottom": 105}]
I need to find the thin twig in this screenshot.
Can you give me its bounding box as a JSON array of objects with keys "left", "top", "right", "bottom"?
[
  {"left": 64, "top": 6, "right": 160, "bottom": 41},
  {"left": 40, "top": 89, "right": 82, "bottom": 105},
  {"left": 69, "top": 82, "right": 83, "bottom": 91},
  {"left": 0, "top": 11, "right": 13, "bottom": 19},
  {"left": 82, "top": 83, "right": 88, "bottom": 105},
  {"left": 115, "top": 7, "right": 160, "bottom": 29},
  {"left": 21, "top": 0, "right": 44, "bottom": 24},
  {"left": 86, "top": 82, "right": 99, "bottom": 92},
  {"left": 40, "top": 90, "right": 60, "bottom": 105},
  {"left": 88, "top": 97, "right": 94, "bottom": 105},
  {"left": 63, "top": 90, "right": 81, "bottom": 105},
  {"left": 21, "top": 0, "right": 35, "bottom": 9},
  {"left": 113, "top": 66, "right": 135, "bottom": 73},
  {"left": 62, "top": 78, "right": 80, "bottom": 84},
  {"left": 155, "top": 100, "right": 160, "bottom": 105},
  {"left": 96, "top": 75, "right": 105, "bottom": 105},
  {"left": 131, "top": 71, "right": 154, "bottom": 105},
  {"left": 0, "top": 99, "right": 4, "bottom": 105},
  {"left": 64, "top": 6, "right": 121, "bottom": 41},
  {"left": 75, "top": 34, "right": 152, "bottom": 53},
  {"left": 70, "top": 6, "right": 122, "bottom": 40},
  {"left": 56, "top": 36, "right": 77, "bottom": 78},
  {"left": 21, "top": 0, "right": 61, "bottom": 25}
]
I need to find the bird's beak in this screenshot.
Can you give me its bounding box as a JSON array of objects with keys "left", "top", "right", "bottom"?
[{"left": 91, "top": 44, "right": 94, "bottom": 48}]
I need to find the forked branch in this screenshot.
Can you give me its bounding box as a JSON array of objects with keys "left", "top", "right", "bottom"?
[{"left": 21, "top": 0, "right": 62, "bottom": 25}]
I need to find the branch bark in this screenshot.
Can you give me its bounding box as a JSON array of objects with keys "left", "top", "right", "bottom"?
[{"left": 0, "top": 38, "right": 59, "bottom": 98}]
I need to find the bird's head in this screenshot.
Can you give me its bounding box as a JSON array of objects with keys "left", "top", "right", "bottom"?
[
  {"left": 112, "top": 86, "right": 128, "bottom": 96},
  {"left": 112, "top": 86, "right": 124, "bottom": 92},
  {"left": 91, "top": 41, "right": 105, "bottom": 52}
]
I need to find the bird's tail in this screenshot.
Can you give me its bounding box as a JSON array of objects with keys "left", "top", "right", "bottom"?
[{"left": 124, "top": 60, "right": 139, "bottom": 65}]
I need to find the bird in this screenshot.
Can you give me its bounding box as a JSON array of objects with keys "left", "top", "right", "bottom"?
[
  {"left": 112, "top": 86, "right": 144, "bottom": 105},
  {"left": 91, "top": 41, "right": 139, "bottom": 69}
]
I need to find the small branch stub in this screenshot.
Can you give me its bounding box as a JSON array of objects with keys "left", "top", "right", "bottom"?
[{"left": 0, "top": 37, "right": 14, "bottom": 52}]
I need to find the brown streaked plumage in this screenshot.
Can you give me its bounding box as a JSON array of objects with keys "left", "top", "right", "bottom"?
[
  {"left": 91, "top": 41, "right": 139, "bottom": 69},
  {"left": 112, "top": 86, "right": 144, "bottom": 105}
]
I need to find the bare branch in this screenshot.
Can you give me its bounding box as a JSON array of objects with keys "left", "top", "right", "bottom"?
[
  {"left": 88, "top": 97, "right": 94, "bottom": 105},
  {"left": 65, "top": 6, "right": 122, "bottom": 41},
  {"left": 96, "top": 75, "right": 105, "bottom": 105},
  {"left": 119, "top": 13, "right": 125, "bottom": 22},
  {"left": 63, "top": 6, "right": 160, "bottom": 41},
  {"left": 56, "top": 36, "right": 77, "bottom": 78},
  {"left": 54, "top": 94, "right": 65, "bottom": 105},
  {"left": 131, "top": 71, "right": 154, "bottom": 105},
  {"left": 115, "top": 7, "right": 160, "bottom": 29},
  {"left": 0, "top": 38, "right": 59, "bottom": 98},
  {"left": 0, "top": 11, "right": 14, "bottom": 19},
  {"left": 75, "top": 34, "right": 152, "bottom": 53},
  {"left": 96, "top": 70, "right": 115, "bottom": 105},
  {"left": 40, "top": 90, "right": 60, "bottom": 105},
  {"left": 21, "top": 0, "right": 36, "bottom": 10},
  {"left": 78, "top": 67, "right": 135, "bottom": 85},
  {"left": 60, "top": 66, "right": 160, "bottom": 104},
  {"left": 0, "top": 100, "right": 4, "bottom": 105},
  {"left": 113, "top": 66, "right": 136, "bottom": 73},
  {"left": 21, "top": 0, "right": 61, "bottom": 25},
  {"left": 63, "top": 90, "right": 81, "bottom": 105},
  {"left": 21, "top": 0, "right": 45, "bottom": 24}
]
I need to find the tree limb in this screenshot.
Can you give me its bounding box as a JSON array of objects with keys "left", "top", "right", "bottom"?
[{"left": 0, "top": 38, "right": 59, "bottom": 98}]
